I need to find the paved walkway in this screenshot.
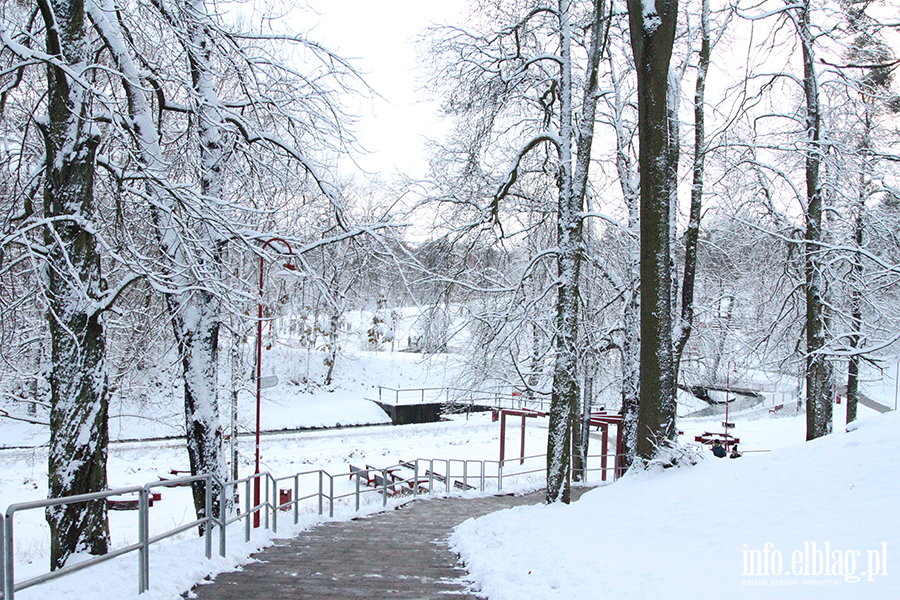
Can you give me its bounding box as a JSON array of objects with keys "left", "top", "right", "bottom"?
[{"left": 189, "top": 488, "right": 592, "bottom": 599}]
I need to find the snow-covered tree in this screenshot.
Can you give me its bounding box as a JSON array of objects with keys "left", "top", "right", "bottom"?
[
  {"left": 626, "top": 0, "right": 680, "bottom": 459},
  {"left": 421, "top": 0, "right": 610, "bottom": 502}
]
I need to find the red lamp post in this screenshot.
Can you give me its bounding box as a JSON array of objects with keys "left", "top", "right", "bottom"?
[{"left": 254, "top": 238, "right": 296, "bottom": 527}]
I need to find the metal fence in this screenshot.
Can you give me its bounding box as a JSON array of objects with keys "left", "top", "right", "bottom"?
[
  {"left": 1, "top": 452, "right": 621, "bottom": 599},
  {"left": 375, "top": 386, "right": 554, "bottom": 412}
]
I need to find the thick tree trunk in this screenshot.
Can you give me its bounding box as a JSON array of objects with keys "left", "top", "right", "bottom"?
[
  {"left": 40, "top": 0, "right": 110, "bottom": 570},
  {"left": 177, "top": 0, "right": 229, "bottom": 520},
  {"left": 171, "top": 294, "right": 225, "bottom": 523},
  {"left": 546, "top": 0, "right": 605, "bottom": 504},
  {"left": 546, "top": 0, "right": 579, "bottom": 504},
  {"left": 627, "top": 0, "right": 680, "bottom": 459},
  {"left": 796, "top": 1, "right": 833, "bottom": 440},
  {"left": 94, "top": 0, "right": 226, "bottom": 522},
  {"left": 847, "top": 106, "right": 873, "bottom": 426}
]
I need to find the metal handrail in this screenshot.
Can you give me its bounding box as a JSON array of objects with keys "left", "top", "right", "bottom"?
[{"left": 1, "top": 451, "right": 621, "bottom": 598}]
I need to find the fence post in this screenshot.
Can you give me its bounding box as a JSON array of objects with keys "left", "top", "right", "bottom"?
[
  {"left": 138, "top": 488, "right": 150, "bottom": 593},
  {"left": 204, "top": 476, "right": 213, "bottom": 559},
  {"left": 413, "top": 461, "right": 419, "bottom": 498},
  {"left": 382, "top": 469, "right": 388, "bottom": 507},
  {"left": 219, "top": 481, "right": 227, "bottom": 558},
  {"left": 355, "top": 469, "right": 360, "bottom": 511}
]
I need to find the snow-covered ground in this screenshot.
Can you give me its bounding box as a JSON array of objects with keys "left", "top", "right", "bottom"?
[
  {"left": 452, "top": 410, "right": 899, "bottom": 600},
  {"left": 1, "top": 412, "right": 544, "bottom": 600},
  {"left": 2, "top": 343, "right": 897, "bottom": 599}
]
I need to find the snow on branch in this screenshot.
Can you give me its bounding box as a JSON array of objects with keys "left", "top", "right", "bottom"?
[
  {"left": 737, "top": 4, "right": 804, "bottom": 22},
  {"left": 489, "top": 132, "right": 562, "bottom": 225}
]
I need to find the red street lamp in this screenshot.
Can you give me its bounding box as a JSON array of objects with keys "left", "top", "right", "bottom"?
[{"left": 254, "top": 238, "right": 296, "bottom": 527}]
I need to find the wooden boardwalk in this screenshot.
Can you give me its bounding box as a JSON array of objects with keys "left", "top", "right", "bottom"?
[{"left": 189, "top": 488, "right": 591, "bottom": 599}]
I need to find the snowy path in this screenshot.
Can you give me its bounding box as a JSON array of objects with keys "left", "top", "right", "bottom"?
[{"left": 189, "top": 488, "right": 593, "bottom": 599}]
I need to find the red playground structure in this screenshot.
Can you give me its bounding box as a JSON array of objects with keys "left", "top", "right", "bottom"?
[{"left": 493, "top": 408, "right": 625, "bottom": 481}]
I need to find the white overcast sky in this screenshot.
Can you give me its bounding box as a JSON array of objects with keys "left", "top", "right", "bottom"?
[{"left": 300, "top": 1, "right": 468, "bottom": 180}]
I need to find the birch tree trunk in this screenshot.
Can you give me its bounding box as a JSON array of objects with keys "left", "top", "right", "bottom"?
[{"left": 38, "top": 0, "right": 110, "bottom": 570}]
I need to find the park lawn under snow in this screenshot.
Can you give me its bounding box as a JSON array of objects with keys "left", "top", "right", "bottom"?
[
  {"left": 451, "top": 410, "right": 900, "bottom": 600},
  {"left": 2, "top": 337, "right": 897, "bottom": 599}
]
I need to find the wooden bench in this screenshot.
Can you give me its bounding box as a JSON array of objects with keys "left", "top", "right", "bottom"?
[
  {"left": 157, "top": 469, "right": 193, "bottom": 487},
  {"left": 107, "top": 492, "right": 159, "bottom": 510},
  {"left": 399, "top": 461, "right": 475, "bottom": 492},
  {"left": 694, "top": 432, "right": 740, "bottom": 450}
]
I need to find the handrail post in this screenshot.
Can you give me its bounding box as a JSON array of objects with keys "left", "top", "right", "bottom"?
[
  {"left": 382, "top": 469, "right": 388, "bottom": 507},
  {"left": 429, "top": 459, "right": 434, "bottom": 494},
  {"left": 0, "top": 515, "right": 4, "bottom": 600},
  {"left": 138, "top": 488, "right": 150, "bottom": 593},
  {"left": 204, "top": 475, "right": 213, "bottom": 559},
  {"left": 264, "top": 475, "right": 270, "bottom": 530},
  {"left": 355, "top": 468, "right": 360, "bottom": 511},
  {"left": 219, "top": 480, "right": 227, "bottom": 558},
  {"left": 271, "top": 476, "right": 278, "bottom": 534},
  {"left": 329, "top": 474, "right": 334, "bottom": 518},
  {"left": 4, "top": 509, "right": 14, "bottom": 600},
  {"left": 0, "top": 513, "right": 6, "bottom": 599},
  {"left": 293, "top": 475, "right": 299, "bottom": 525},
  {"left": 245, "top": 478, "right": 251, "bottom": 543},
  {"left": 318, "top": 471, "right": 323, "bottom": 516},
  {"left": 413, "top": 461, "right": 419, "bottom": 498}
]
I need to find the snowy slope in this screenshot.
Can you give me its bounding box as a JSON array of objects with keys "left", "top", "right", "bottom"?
[{"left": 452, "top": 411, "right": 900, "bottom": 599}]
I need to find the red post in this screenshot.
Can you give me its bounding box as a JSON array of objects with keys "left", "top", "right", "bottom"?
[
  {"left": 499, "top": 411, "right": 507, "bottom": 464},
  {"left": 600, "top": 423, "right": 609, "bottom": 481},
  {"left": 255, "top": 238, "right": 295, "bottom": 528}
]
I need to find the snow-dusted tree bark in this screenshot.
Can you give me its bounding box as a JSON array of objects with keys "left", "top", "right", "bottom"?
[
  {"left": 673, "top": 0, "right": 711, "bottom": 376},
  {"left": 838, "top": 0, "right": 897, "bottom": 426},
  {"left": 792, "top": 0, "right": 833, "bottom": 440},
  {"left": 545, "top": 0, "right": 606, "bottom": 503},
  {"left": 846, "top": 170, "right": 864, "bottom": 425},
  {"left": 421, "top": 0, "right": 609, "bottom": 502},
  {"left": 89, "top": 0, "right": 226, "bottom": 523},
  {"left": 37, "top": 0, "right": 110, "bottom": 570},
  {"left": 627, "top": 0, "right": 680, "bottom": 459},
  {"left": 173, "top": 0, "right": 228, "bottom": 522},
  {"left": 603, "top": 42, "right": 641, "bottom": 465}
]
